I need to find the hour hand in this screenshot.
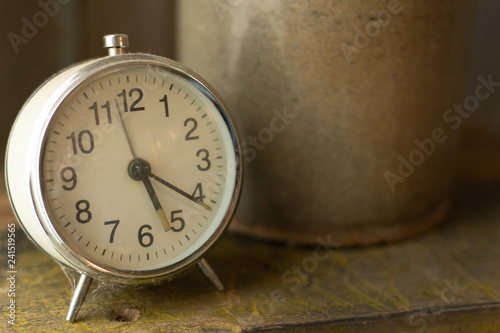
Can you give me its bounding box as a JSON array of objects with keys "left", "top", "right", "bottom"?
[
  {"left": 149, "top": 172, "right": 212, "bottom": 211},
  {"left": 142, "top": 176, "right": 171, "bottom": 231},
  {"left": 128, "top": 158, "right": 171, "bottom": 231}
]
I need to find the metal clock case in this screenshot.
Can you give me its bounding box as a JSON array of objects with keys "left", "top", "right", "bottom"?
[{"left": 5, "top": 35, "right": 242, "bottom": 321}]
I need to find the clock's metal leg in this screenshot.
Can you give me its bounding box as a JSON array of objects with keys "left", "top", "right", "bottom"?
[
  {"left": 197, "top": 259, "right": 224, "bottom": 291},
  {"left": 66, "top": 273, "right": 93, "bottom": 322}
]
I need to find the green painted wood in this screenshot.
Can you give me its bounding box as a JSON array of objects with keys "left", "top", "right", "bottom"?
[{"left": 1, "top": 183, "right": 500, "bottom": 332}]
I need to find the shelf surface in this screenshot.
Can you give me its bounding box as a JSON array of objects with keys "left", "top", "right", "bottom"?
[{"left": 1, "top": 183, "right": 500, "bottom": 332}]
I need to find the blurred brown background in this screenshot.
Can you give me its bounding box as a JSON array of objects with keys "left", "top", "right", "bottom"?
[
  {"left": 0, "top": 0, "right": 499, "bottom": 165},
  {"left": 467, "top": 0, "right": 500, "bottom": 129}
]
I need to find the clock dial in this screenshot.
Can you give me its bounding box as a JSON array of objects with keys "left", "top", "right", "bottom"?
[{"left": 39, "top": 64, "right": 238, "bottom": 275}]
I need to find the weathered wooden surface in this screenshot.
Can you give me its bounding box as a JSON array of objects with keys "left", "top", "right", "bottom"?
[{"left": 1, "top": 182, "right": 500, "bottom": 332}]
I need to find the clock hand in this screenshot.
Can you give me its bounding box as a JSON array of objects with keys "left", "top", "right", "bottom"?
[
  {"left": 142, "top": 176, "right": 171, "bottom": 232},
  {"left": 116, "top": 99, "right": 137, "bottom": 158},
  {"left": 129, "top": 158, "right": 171, "bottom": 231},
  {"left": 117, "top": 101, "right": 170, "bottom": 231},
  {"left": 149, "top": 172, "right": 212, "bottom": 211},
  {"left": 116, "top": 99, "right": 206, "bottom": 220}
]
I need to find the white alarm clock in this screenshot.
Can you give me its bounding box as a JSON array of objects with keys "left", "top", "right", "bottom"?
[{"left": 5, "top": 34, "right": 242, "bottom": 321}]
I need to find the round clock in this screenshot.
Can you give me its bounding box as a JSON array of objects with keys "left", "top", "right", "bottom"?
[{"left": 5, "top": 34, "right": 242, "bottom": 321}]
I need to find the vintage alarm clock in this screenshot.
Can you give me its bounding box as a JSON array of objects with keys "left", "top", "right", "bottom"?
[{"left": 5, "top": 34, "right": 242, "bottom": 321}]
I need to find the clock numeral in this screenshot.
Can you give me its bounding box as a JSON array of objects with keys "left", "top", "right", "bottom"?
[
  {"left": 160, "top": 94, "right": 169, "bottom": 117},
  {"left": 184, "top": 118, "right": 199, "bottom": 141},
  {"left": 196, "top": 149, "right": 211, "bottom": 171},
  {"left": 67, "top": 130, "right": 94, "bottom": 155},
  {"left": 170, "top": 210, "right": 185, "bottom": 232},
  {"left": 89, "top": 101, "right": 112, "bottom": 125},
  {"left": 104, "top": 220, "right": 120, "bottom": 243},
  {"left": 192, "top": 183, "right": 205, "bottom": 202},
  {"left": 76, "top": 200, "right": 92, "bottom": 224},
  {"left": 61, "top": 166, "right": 77, "bottom": 191},
  {"left": 138, "top": 224, "right": 154, "bottom": 247},
  {"left": 118, "top": 88, "right": 145, "bottom": 112}
]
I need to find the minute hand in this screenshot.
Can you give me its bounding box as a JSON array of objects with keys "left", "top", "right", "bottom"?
[{"left": 149, "top": 172, "right": 212, "bottom": 211}]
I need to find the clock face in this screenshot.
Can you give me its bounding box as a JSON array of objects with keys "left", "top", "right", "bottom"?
[{"left": 38, "top": 63, "right": 239, "bottom": 276}]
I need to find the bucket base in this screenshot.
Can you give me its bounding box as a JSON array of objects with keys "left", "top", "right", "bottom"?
[{"left": 229, "top": 197, "right": 452, "bottom": 247}]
